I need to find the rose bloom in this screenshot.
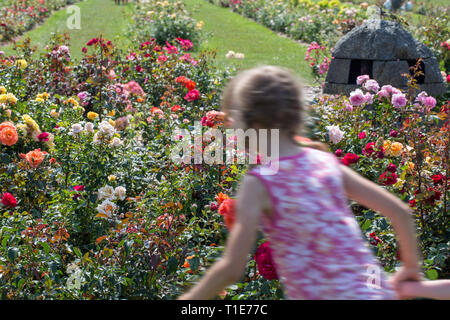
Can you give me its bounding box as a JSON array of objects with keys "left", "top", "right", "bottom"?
[
  {"left": 431, "top": 173, "right": 444, "bottom": 185},
  {"left": 364, "top": 79, "right": 380, "bottom": 93},
  {"left": 215, "top": 192, "right": 230, "bottom": 205},
  {"left": 358, "top": 131, "right": 366, "bottom": 139},
  {"left": 335, "top": 149, "right": 343, "bottom": 157},
  {"left": 377, "top": 89, "right": 390, "bottom": 100},
  {"left": 386, "top": 163, "right": 397, "bottom": 173},
  {"left": 0, "top": 121, "right": 19, "bottom": 146},
  {"left": 73, "top": 185, "right": 85, "bottom": 192},
  {"left": 391, "top": 93, "right": 407, "bottom": 108},
  {"left": 356, "top": 75, "right": 370, "bottom": 85},
  {"left": 379, "top": 171, "right": 398, "bottom": 185},
  {"left": 1, "top": 192, "right": 17, "bottom": 208},
  {"left": 389, "top": 130, "right": 398, "bottom": 137},
  {"left": 25, "top": 148, "right": 47, "bottom": 168},
  {"left": 87, "top": 112, "right": 99, "bottom": 120},
  {"left": 383, "top": 141, "right": 403, "bottom": 157},
  {"left": 349, "top": 89, "right": 365, "bottom": 106},
  {"left": 184, "top": 89, "right": 200, "bottom": 102},
  {"left": 342, "top": 153, "right": 359, "bottom": 166},
  {"left": 218, "top": 198, "right": 236, "bottom": 230},
  {"left": 325, "top": 125, "right": 344, "bottom": 144},
  {"left": 254, "top": 241, "right": 278, "bottom": 281}
]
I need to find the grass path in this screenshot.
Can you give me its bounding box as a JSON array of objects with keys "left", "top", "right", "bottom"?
[
  {"left": 183, "top": 0, "right": 314, "bottom": 84},
  {"left": 1, "top": 0, "right": 134, "bottom": 61}
]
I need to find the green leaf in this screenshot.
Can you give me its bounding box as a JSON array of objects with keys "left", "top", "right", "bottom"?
[
  {"left": 73, "top": 247, "right": 82, "bottom": 258},
  {"left": 361, "top": 220, "right": 371, "bottom": 231},
  {"left": 41, "top": 242, "right": 50, "bottom": 255},
  {"left": 189, "top": 256, "right": 200, "bottom": 272},
  {"left": 426, "top": 269, "right": 438, "bottom": 280},
  {"left": 7, "top": 247, "right": 19, "bottom": 262},
  {"left": 166, "top": 256, "right": 178, "bottom": 276}
]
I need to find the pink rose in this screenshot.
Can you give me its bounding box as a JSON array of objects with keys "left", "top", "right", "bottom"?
[
  {"left": 184, "top": 89, "right": 200, "bottom": 102},
  {"left": 423, "top": 96, "right": 436, "bottom": 109},
  {"left": 358, "top": 131, "right": 367, "bottom": 139},
  {"left": 1, "top": 192, "right": 17, "bottom": 208},
  {"left": 356, "top": 75, "right": 370, "bottom": 85},
  {"left": 377, "top": 89, "right": 390, "bottom": 100},
  {"left": 363, "top": 79, "right": 379, "bottom": 93},
  {"left": 364, "top": 92, "right": 373, "bottom": 104},
  {"left": 254, "top": 242, "right": 278, "bottom": 281},
  {"left": 391, "top": 93, "right": 407, "bottom": 108},
  {"left": 349, "top": 89, "right": 365, "bottom": 106}
]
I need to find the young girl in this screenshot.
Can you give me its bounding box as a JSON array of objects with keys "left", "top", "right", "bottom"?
[{"left": 178, "top": 65, "right": 423, "bottom": 300}]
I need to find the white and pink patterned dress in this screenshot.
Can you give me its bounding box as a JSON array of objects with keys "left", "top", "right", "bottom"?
[{"left": 248, "top": 147, "right": 397, "bottom": 300}]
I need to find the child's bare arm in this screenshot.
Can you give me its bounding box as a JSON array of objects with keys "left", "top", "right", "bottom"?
[
  {"left": 178, "top": 175, "right": 265, "bottom": 300},
  {"left": 399, "top": 280, "right": 450, "bottom": 300},
  {"left": 340, "top": 165, "right": 422, "bottom": 271}
]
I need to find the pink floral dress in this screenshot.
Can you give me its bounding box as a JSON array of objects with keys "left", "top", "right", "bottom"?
[{"left": 248, "top": 147, "right": 397, "bottom": 300}]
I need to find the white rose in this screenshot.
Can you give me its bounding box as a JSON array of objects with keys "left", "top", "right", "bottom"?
[
  {"left": 85, "top": 122, "right": 94, "bottom": 133},
  {"left": 325, "top": 125, "right": 344, "bottom": 144},
  {"left": 114, "top": 186, "right": 126, "bottom": 201},
  {"left": 96, "top": 199, "right": 117, "bottom": 217},
  {"left": 110, "top": 137, "right": 122, "bottom": 147},
  {"left": 225, "top": 51, "right": 235, "bottom": 59},
  {"left": 98, "top": 185, "right": 115, "bottom": 200},
  {"left": 98, "top": 121, "right": 115, "bottom": 137},
  {"left": 71, "top": 123, "right": 83, "bottom": 135}
]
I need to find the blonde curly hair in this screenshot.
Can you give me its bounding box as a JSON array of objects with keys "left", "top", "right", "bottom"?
[{"left": 221, "top": 65, "right": 328, "bottom": 152}]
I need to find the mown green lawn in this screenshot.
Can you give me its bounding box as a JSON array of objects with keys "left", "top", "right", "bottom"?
[
  {"left": 1, "top": 0, "right": 134, "bottom": 61},
  {"left": 183, "top": 0, "right": 314, "bottom": 84}
]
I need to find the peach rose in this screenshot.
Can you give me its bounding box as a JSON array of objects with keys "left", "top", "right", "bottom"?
[
  {"left": 25, "top": 148, "right": 48, "bottom": 168},
  {"left": 0, "top": 121, "right": 19, "bottom": 146}
]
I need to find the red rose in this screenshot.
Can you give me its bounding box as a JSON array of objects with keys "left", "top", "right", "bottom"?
[
  {"left": 37, "top": 132, "right": 49, "bottom": 142},
  {"left": 210, "top": 202, "right": 218, "bottom": 211},
  {"left": 389, "top": 130, "right": 398, "bottom": 137},
  {"left": 254, "top": 242, "right": 278, "bottom": 280},
  {"left": 341, "top": 153, "right": 359, "bottom": 166},
  {"left": 379, "top": 171, "right": 398, "bottom": 185},
  {"left": 218, "top": 199, "right": 236, "bottom": 230},
  {"left": 369, "top": 232, "right": 381, "bottom": 245},
  {"left": 386, "top": 163, "right": 397, "bottom": 173},
  {"left": 1, "top": 192, "right": 17, "bottom": 208},
  {"left": 362, "top": 142, "right": 375, "bottom": 156},
  {"left": 335, "top": 149, "right": 343, "bottom": 157},
  {"left": 73, "top": 185, "right": 84, "bottom": 192},
  {"left": 358, "top": 131, "right": 366, "bottom": 139},
  {"left": 431, "top": 174, "right": 444, "bottom": 185},
  {"left": 184, "top": 89, "right": 200, "bottom": 102}
]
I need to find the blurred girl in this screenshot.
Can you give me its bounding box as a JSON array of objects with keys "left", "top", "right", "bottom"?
[{"left": 179, "top": 66, "right": 422, "bottom": 300}]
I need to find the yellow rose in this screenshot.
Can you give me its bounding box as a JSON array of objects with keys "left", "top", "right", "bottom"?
[
  {"left": 109, "top": 119, "right": 115, "bottom": 127},
  {"left": 6, "top": 93, "right": 17, "bottom": 105},
  {"left": 50, "top": 110, "right": 59, "bottom": 118},
  {"left": 16, "top": 59, "right": 27, "bottom": 70},
  {"left": 107, "top": 175, "right": 116, "bottom": 182},
  {"left": 383, "top": 140, "right": 403, "bottom": 157},
  {"left": 0, "top": 86, "right": 6, "bottom": 94},
  {"left": 0, "top": 94, "right": 7, "bottom": 104},
  {"left": 108, "top": 110, "right": 115, "bottom": 117},
  {"left": 35, "top": 97, "right": 45, "bottom": 103},
  {"left": 87, "top": 112, "right": 99, "bottom": 120}
]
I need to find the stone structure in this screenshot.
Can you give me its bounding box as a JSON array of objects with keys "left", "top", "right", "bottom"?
[{"left": 323, "top": 19, "right": 446, "bottom": 96}]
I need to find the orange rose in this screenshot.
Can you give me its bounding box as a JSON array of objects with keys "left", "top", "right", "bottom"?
[
  {"left": 25, "top": 148, "right": 48, "bottom": 168},
  {"left": 0, "top": 121, "right": 18, "bottom": 146},
  {"left": 218, "top": 198, "right": 236, "bottom": 231},
  {"left": 215, "top": 192, "right": 230, "bottom": 205}
]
